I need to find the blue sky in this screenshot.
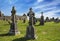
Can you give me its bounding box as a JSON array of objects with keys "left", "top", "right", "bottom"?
[{"left": 0, "top": 0, "right": 60, "bottom": 18}]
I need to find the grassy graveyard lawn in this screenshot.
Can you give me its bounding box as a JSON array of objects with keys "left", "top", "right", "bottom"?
[{"left": 0, "top": 20, "right": 60, "bottom": 41}]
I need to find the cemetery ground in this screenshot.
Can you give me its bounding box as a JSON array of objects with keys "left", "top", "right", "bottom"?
[{"left": 0, "top": 20, "right": 60, "bottom": 41}]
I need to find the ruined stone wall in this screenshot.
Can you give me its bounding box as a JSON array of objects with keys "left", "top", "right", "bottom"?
[{"left": 0, "top": 16, "right": 27, "bottom": 20}]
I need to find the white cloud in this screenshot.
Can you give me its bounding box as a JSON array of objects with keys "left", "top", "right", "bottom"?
[
  {"left": 37, "top": 0, "right": 44, "bottom": 2},
  {"left": 35, "top": 9, "right": 60, "bottom": 19},
  {"left": 33, "top": 0, "right": 60, "bottom": 18},
  {"left": 33, "top": 0, "right": 60, "bottom": 10},
  {"left": 33, "top": 0, "right": 60, "bottom": 11}
]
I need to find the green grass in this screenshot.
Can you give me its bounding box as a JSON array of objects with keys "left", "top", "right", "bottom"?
[{"left": 0, "top": 20, "right": 60, "bottom": 41}]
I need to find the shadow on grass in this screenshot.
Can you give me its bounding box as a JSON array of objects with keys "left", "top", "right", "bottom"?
[
  {"left": 13, "top": 37, "right": 27, "bottom": 41},
  {"left": 13, "top": 37, "right": 35, "bottom": 41},
  {"left": 0, "top": 33, "right": 14, "bottom": 37}
]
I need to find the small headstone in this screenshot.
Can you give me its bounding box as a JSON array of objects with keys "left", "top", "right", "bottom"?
[
  {"left": 45, "top": 17, "right": 50, "bottom": 22},
  {"left": 54, "top": 17, "right": 60, "bottom": 23},
  {"left": 8, "top": 6, "right": 20, "bottom": 35},
  {"left": 39, "top": 12, "right": 44, "bottom": 25},
  {"left": 25, "top": 8, "right": 36, "bottom": 39},
  {"left": 7, "top": 19, "right": 11, "bottom": 24},
  {"left": 23, "top": 14, "right": 26, "bottom": 23},
  {"left": 49, "top": 17, "right": 54, "bottom": 22}
]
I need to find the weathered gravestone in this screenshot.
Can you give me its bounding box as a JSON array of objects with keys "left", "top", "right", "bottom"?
[
  {"left": 9, "top": 6, "right": 20, "bottom": 35},
  {"left": 54, "top": 17, "right": 60, "bottom": 23},
  {"left": 0, "top": 11, "right": 4, "bottom": 20},
  {"left": 27, "top": 8, "right": 36, "bottom": 25},
  {"left": 51, "top": 17, "right": 54, "bottom": 21},
  {"left": 45, "top": 17, "right": 50, "bottom": 22},
  {"left": 50, "top": 17, "right": 54, "bottom": 22},
  {"left": 39, "top": 12, "right": 44, "bottom": 25},
  {"left": 23, "top": 14, "right": 26, "bottom": 23},
  {"left": 25, "top": 8, "right": 36, "bottom": 39},
  {"left": 0, "top": 11, "right": 2, "bottom": 17}
]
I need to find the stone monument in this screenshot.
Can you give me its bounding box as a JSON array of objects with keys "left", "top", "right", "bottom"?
[
  {"left": 0, "top": 11, "right": 2, "bottom": 17},
  {"left": 45, "top": 17, "right": 50, "bottom": 22},
  {"left": 9, "top": 6, "right": 20, "bottom": 35},
  {"left": 54, "top": 17, "right": 59, "bottom": 23},
  {"left": 25, "top": 8, "right": 36, "bottom": 39},
  {"left": 40, "top": 12, "right": 44, "bottom": 25},
  {"left": 50, "top": 17, "right": 54, "bottom": 22},
  {"left": 23, "top": 14, "right": 26, "bottom": 23},
  {"left": 0, "top": 11, "right": 4, "bottom": 20},
  {"left": 27, "top": 8, "right": 35, "bottom": 25}
]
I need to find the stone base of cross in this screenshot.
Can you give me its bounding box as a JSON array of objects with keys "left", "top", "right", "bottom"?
[
  {"left": 25, "top": 25, "right": 36, "bottom": 39},
  {"left": 8, "top": 23, "right": 20, "bottom": 35}
]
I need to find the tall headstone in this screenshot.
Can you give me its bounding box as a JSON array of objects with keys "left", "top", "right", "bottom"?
[
  {"left": 9, "top": 6, "right": 20, "bottom": 35},
  {"left": 27, "top": 8, "right": 35, "bottom": 25},
  {"left": 0, "top": 11, "right": 4, "bottom": 20},
  {"left": 0, "top": 11, "right": 4, "bottom": 17},
  {"left": 25, "top": 8, "right": 36, "bottom": 39},
  {"left": 40, "top": 12, "right": 44, "bottom": 25},
  {"left": 0, "top": 11, "right": 2, "bottom": 17}
]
